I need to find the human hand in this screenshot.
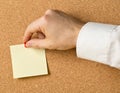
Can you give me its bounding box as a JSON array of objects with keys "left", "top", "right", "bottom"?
[{"left": 23, "top": 9, "right": 84, "bottom": 50}]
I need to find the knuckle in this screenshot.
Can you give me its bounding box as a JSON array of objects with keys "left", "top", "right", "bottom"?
[
  {"left": 43, "top": 14, "right": 49, "bottom": 21},
  {"left": 44, "top": 9, "right": 57, "bottom": 22},
  {"left": 45, "top": 9, "right": 54, "bottom": 15}
]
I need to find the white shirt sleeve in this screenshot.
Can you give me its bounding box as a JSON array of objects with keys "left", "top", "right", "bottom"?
[{"left": 76, "top": 22, "right": 120, "bottom": 69}]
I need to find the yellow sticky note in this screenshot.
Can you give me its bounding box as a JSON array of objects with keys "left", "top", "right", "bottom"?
[{"left": 10, "top": 44, "right": 48, "bottom": 78}]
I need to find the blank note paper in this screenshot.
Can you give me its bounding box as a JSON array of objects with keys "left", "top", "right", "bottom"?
[{"left": 10, "top": 44, "right": 48, "bottom": 79}]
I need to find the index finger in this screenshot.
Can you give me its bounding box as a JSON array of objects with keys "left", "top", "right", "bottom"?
[{"left": 23, "top": 19, "right": 42, "bottom": 43}]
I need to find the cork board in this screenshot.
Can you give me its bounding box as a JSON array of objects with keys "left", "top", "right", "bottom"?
[{"left": 0, "top": 0, "right": 120, "bottom": 93}]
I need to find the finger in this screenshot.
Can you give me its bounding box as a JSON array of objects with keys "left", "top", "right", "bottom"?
[
  {"left": 23, "top": 19, "right": 42, "bottom": 43},
  {"left": 25, "top": 39, "right": 49, "bottom": 49}
]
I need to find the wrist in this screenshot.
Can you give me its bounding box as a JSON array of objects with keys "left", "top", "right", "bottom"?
[{"left": 74, "top": 22, "right": 85, "bottom": 47}]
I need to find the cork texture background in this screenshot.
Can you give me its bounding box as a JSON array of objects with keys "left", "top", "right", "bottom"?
[{"left": 0, "top": 0, "right": 120, "bottom": 93}]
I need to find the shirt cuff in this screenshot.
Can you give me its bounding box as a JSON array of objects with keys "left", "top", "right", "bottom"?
[{"left": 76, "top": 22, "right": 120, "bottom": 69}]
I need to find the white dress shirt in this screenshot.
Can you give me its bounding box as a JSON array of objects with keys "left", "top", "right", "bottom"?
[{"left": 76, "top": 22, "right": 120, "bottom": 69}]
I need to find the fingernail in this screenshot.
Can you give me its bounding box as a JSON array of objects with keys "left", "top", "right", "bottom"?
[{"left": 24, "top": 42, "right": 27, "bottom": 48}]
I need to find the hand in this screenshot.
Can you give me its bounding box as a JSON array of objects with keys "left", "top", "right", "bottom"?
[{"left": 23, "top": 9, "right": 84, "bottom": 50}]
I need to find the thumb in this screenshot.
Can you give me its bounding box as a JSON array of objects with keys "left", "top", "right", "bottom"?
[{"left": 26, "top": 39, "right": 48, "bottom": 49}]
